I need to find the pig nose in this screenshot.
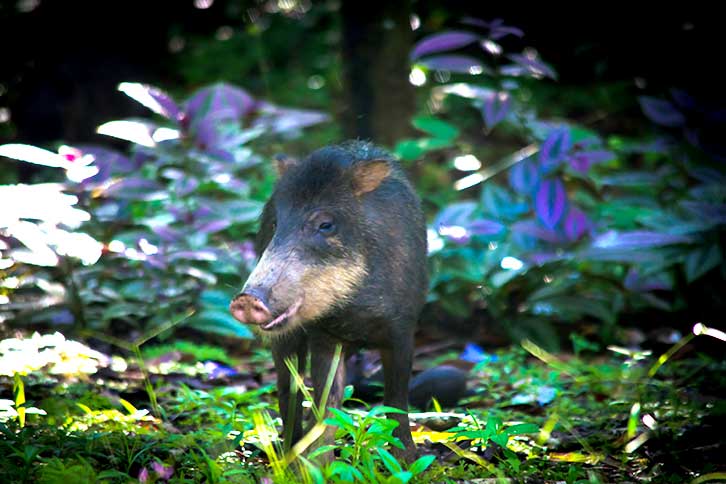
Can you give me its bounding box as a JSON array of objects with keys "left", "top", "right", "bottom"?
[{"left": 230, "top": 288, "right": 272, "bottom": 325}]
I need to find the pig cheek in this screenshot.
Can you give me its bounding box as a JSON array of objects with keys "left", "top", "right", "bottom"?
[{"left": 297, "top": 254, "right": 368, "bottom": 322}]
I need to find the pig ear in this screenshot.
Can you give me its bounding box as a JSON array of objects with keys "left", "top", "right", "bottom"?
[
  {"left": 352, "top": 159, "right": 391, "bottom": 196},
  {"left": 274, "top": 153, "right": 298, "bottom": 176}
]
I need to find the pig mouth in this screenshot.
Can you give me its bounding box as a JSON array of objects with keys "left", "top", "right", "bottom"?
[{"left": 261, "top": 297, "right": 303, "bottom": 331}]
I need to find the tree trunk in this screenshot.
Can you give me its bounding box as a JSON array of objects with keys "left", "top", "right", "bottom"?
[{"left": 340, "top": 0, "right": 415, "bottom": 148}]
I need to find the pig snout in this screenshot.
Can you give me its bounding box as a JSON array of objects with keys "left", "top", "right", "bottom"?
[{"left": 230, "top": 288, "right": 272, "bottom": 325}]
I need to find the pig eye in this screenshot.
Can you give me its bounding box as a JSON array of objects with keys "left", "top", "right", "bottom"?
[{"left": 318, "top": 221, "right": 335, "bottom": 234}]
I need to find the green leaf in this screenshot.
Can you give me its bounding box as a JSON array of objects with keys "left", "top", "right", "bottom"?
[
  {"left": 394, "top": 140, "right": 425, "bottom": 161},
  {"left": 325, "top": 407, "right": 356, "bottom": 430},
  {"left": 530, "top": 296, "right": 617, "bottom": 325},
  {"left": 394, "top": 138, "right": 453, "bottom": 161},
  {"left": 328, "top": 461, "right": 364, "bottom": 482},
  {"left": 200, "top": 289, "right": 235, "bottom": 309},
  {"left": 377, "top": 448, "right": 403, "bottom": 475},
  {"left": 307, "top": 445, "right": 338, "bottom": 460},
  {"left": 481, "top": 184, "right": 528, "bottom": 221},
  {"left": 298, "top": 456, "right": 325, "bottom": 484},
  {"left": 101, "top": 302, "right": 143, "bottom": 321},
  {"left": 413, "top": 116, "right": 460, "bottom": 141},
  {"left": 408, "top": 454, "right": 435, "bottom": 475},
  {"left": 504, "top": 423, "right": 539, "bottom": 435},
  {"left": 215, "top": 200, "right": 264, "bottom": 224},
  {"left": 185, "top": 310, "right": 254, "bottom": 339},
  {"left": 684, "top": 244, "right": 722, "bottom": 283},
  {"left": 13, "top": 374, "right": 25, "bottom": 428},
  {"left": 490, "top": 433, "right": 509, "bottom": 447},
  {"left": 118, "top": 398, "right": 138, "bottom": 415},
  {"left": 367, "top": 405, "right": 407, "bottom": 418},
  {"left": 389, "top": 471, "right": 413, "bottom": 484}
]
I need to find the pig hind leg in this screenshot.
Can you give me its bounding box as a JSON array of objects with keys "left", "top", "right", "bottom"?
[{"left": 381, "top": 331, "right": 417, "bottom": 462}]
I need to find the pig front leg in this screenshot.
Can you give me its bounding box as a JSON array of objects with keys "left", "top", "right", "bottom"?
[
  {"left": 309, "top": 332, "right": 346, "bottom": 463},
  {"left": 272, "top": 335, "right": 308, "bottom": 451}
]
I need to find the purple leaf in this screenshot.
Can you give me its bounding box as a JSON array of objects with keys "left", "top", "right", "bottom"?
[
  {"left": 506, "top": 54, "right": 557, "bottom": 80},
  {"left": 680, "top": 201, "right": 726, "bottom": 223},
  {"left": 683, "top": 165, "right": 726, "bottom": 184},
  {"left": 461, "top": 17, "right": 524, "bottom": 39},
  {"left": 564, "top": 207, "right": 589, "bottom": 241},
  {"left": 185, "top": 83, "right": 256, "bottom": 124},
  {"left": 410, "top": 31, "right": 480, "bottom": 60},
  {"left": 152, "top": 226, "right": 182, "bottom": 242},
  {"left": 525, "top": 251, "right": 564, "bottom": 265},
  {"left": 669, "top": 89, "right": 698, "bottom": 110},
  {"left": 239, "top": 240, "right": 257, "bottom": 262},
  {"left": 103, "top": 177, "right": 163, "bottom": 200},
  {"left": 435, "top": 201, "right": 477, "bottom": 229},
  {"left": 624, "top": 268, "right": 673, "bottom": 292},
  {"left": 638, "top": 96, "right": 686, "bottom": 127},
  {"left": 202, "top": 147, "right": 236, "bottom": 163},
  {"left": 418, "top": 55, "right": 487, "bottom": 74},
  {"left": 167, "top": 250, "right": 218, "bottom": 261},
  {"left": 535, "top": 178, "right": 568, "bottom": 229},
  {"left": 460, "top": 17, "right": 491, "bottom": 29},
  {"left": 539, "top": 128, "right": 572, "bottom": 172},
  {"left": 195, "top": 219, "right": 231, "bottom": 234},
  {"left": 567, "top": 150, "right": 614, "bottom": 174},
  {"left": 591, "top": 230, "right": 692, "bottom": 250},
  {"left": 467, "top": 219, "right": 505, "bottom": 235},
  {"left": 252, "top": 102, "right": 330, "bottom": 134},
  {"left": 511, "top": 220, "right": 562, "bottom": 243},
  {"left": 509, "top": 159, "right": 539, "bottom": 194},
  {"left": 74, "top": 146, "right": 137, "bottom": 182},
  {"left": 482, "top": 92, "right": 511, "bottom": 130},
  {"left": 176, "top": 177, "right": 199, "bottom": 196},
  {"left": 489, "top": 25, "right": 525, "bottom": 40},
  {"left": 684, "top": 127, "right": 700, "bottom": 148}
]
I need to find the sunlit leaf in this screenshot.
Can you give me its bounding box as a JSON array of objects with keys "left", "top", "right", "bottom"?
[
  {"left": 0, "top": 144, "right": 69, "bottom": 168},
  {"left": 118, "top": 82, "right": 181, "bottom": 121},
  {"left": 97, "top": 120, "right": 157, "bottom": 147}
]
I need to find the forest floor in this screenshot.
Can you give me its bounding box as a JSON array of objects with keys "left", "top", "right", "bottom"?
[{"left": 0, "top": 329, "right": 724, "bottom": 483}]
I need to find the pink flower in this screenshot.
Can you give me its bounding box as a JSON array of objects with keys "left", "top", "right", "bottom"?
[
  {"left": 138, "top": 467, "right": 149, "bottom": 483},
  {"left": 151, "top": 461, "right": 174, "bottom": 480}
]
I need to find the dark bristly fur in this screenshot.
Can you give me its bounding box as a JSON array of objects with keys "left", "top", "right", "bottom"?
[{"left": 237, "top": 140, "right": 428, "bottom": 461}]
